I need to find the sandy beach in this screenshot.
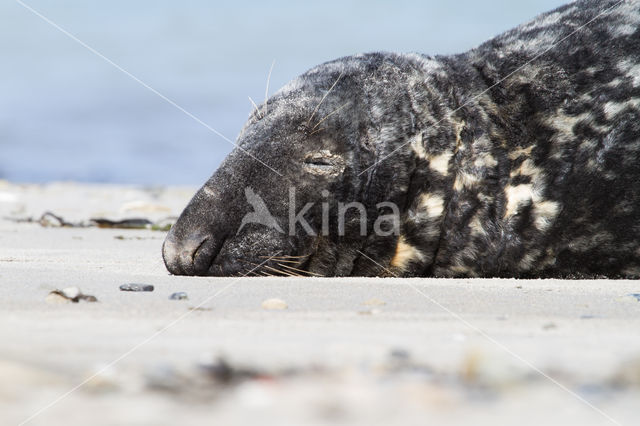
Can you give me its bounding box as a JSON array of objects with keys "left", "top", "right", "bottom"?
[{"left": 1, "top": 181, "right": 639, "bottom": 426}]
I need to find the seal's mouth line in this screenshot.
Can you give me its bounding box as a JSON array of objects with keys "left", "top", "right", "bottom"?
[{"left": 207, "top": 235, "right": 228, "bottom": 273}]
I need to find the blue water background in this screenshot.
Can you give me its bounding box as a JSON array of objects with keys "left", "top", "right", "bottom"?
[{"left": 0, "top": 0, "right": 565, "bottom": 185}]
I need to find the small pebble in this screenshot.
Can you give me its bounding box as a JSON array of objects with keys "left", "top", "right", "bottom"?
[
  {"left": 120, "top": 283, "right": 154, "bottom": 292},
  {"left": 362, "top": 297, "right": 386, "bottom": 306},
  {"left": 462, "top": 350, "right": 525, "bottom": 387},
  {"left": 169, "top": 292, "right": 188, "bottom": 301},
  {"left": 144, "top": 364, "right": 184, "bottom": 392},
  {"left": 616, "top": 295, "right": 640, "bottom": 303},
  {"left": 358, "top": 308, "right": 381, "bottom": 315},
  {"left": 261, "top": 298, "right": 288, "bottom": 310},
  {"left": 612, "top": 356, "right": 640, "bottom": 386},
  {"left": 84, "top": 365, "right": 120, "bottom": 394},
  {"left": 201, "top": 357, "right": 234, "bottom": 383},
  {"left": 189, "top": 306, "right": 213, "bottom": 312},
  {"left": 45, "top": 292, "right": 71, "bottom": 304},
  {"left": 542, "top": 322, "right": 557, "bottom": 330},
  {"left": 61, "top": 287, "right": 81, "bottom": 300},
  {"left": 46, "top": 287, "right": 98, "bottom": 303},
  {"left": 199, "top": 356, "right": 261, "bottom": 384},
  {"left": 39, "top": 212, "right": 66, "bottom": 227},
  {"left": 389, "top": 348, "right": 411, "bottom": 361}
]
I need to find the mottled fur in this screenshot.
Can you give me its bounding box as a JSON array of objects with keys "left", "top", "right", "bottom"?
[{"left": 163, "top": 0, "right": 640, "bottom": 278}]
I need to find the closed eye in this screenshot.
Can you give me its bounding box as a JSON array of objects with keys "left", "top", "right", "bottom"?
[
  {"left": 304, "top": 157, "right": 333, "bottom": 166},
  {"left": 302, "top": 150, "right": 346, "bottom": 176}
]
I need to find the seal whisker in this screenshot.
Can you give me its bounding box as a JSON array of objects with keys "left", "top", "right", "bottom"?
[
  {"left": 278, "top": 263, "right": 323, "bottom": 277},
  {"left": 307, "top": 71, "right": 344, "bottom": 126},
  {"left": 238, "top": 265, "right": 260, "bottom": 277},
  {"left": 240, "top": 259, "right": 295, "bottom": 277},
  {"left": 268, "top": 258, "right": 303, "bottom": 265},
  {"left": 263, "top": 59, "right": 275, "bottom": 117},
  {"left": 275, "top": 263, "right": 304, "bottom": 277},
  {"left": 261, "top": 264, "right": 298, "bottom": 277},
  {"left": 311, "top": 102, "right": 349, "bottom": 130},
  {"left": 275, "top": 262, "right": 306, "bottom": 276},
  {"left": 248, "top": 96, "right": 263, "bottom": 119},
  {"left": 237, "top": 258, "right": 270, "bottom": 275},
  {"left": 263, "top": 256, "right": 309, "bottom": 265},
  {"left": 268, "top": 256, "right": 308, "bottom": 261},
  {"left": 260, "top": 254, "right": 310, "bottom": 260}
]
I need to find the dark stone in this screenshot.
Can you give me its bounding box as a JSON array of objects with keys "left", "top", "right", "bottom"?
[{"left": 119, "top": 283, "right": 154, "bottom": 292}]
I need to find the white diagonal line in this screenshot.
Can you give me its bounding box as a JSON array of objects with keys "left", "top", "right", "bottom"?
[
  {"left": 358, "top": 0, "right": 625, "bottom": 177},
  {"left": 355, "top": 250, "right": 622, "bottom": 426},
  {"left": 15, "top": 0, "right": 283, "bottom": 178},
  {"left": 17, "top": 252, "right": 282, "bottom": 426}
]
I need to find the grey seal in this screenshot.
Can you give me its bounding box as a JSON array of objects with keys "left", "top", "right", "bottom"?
[{"left": 163, "top": 0, "right": 640, "bottom": 278}]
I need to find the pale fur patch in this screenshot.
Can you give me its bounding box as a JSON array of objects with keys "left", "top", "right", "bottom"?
[
  {"left": 428, "top": 152, "right": 452, "bottom": 175},
  {"left": 449, "top": 264, "right": 477, "bottom": 277},
  {"left": 508, "top": 145, "right": 534, "bottom": 160},
  {"left": 603, "top": 98, "right": 640, "bottom": 120},
  {"left": 510, "top": 159, "right": 543, "bottom": 179},
  {"left": 505, "top": 184, "right": 534, "bottom": 217},
  {"left": 202, "top": 186, "right": 217, "bottom": 197},
  {"left": 418, "top": 193, "right": 445, "bottom": 218},
  {"left": 519, "top": 251, "right": 540, "bottom": 269},
  {"left": 533, "top": 201, "right": 560, "bottom": 231},
  {"left": 546, "top": 110, "right": 609, "bottom": 148},
  {"left": 617, "top": 60, "right": 640, "bottom": 87},
  {"left": 468, "top": 215, "right": 487, "bottom": 236},
  {"left": 390, "top": 235, "right": 425, "bottom": 271},
  {"left": 504, "top": 184, "right": 560, "bottom": 231},
  {"left": 473, "top": 153, "right": 498, "bottom": 169},
  {"left": 410, "top": 133, "right": 427, "bottom": 159},
  {"left": 453, "top": 171, "right": 478, "bottom": 191}
]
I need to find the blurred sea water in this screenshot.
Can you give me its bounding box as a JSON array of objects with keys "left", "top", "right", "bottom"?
[{"left": 1, "top": 0, "right": 566, "bottom": 185}]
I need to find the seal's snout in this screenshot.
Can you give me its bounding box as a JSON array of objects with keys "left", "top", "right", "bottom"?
[{"left": 162, "top": 227, "right": 225, "bottom": 276}]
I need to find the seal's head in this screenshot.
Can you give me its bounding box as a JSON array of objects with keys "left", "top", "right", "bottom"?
[{"left": 163, "top": 53, "right": 436, "bottom": 276}]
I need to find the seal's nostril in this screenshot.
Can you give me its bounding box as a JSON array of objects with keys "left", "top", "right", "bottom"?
[
  {"left": 188, "top": 234, "right": 227, "bottom": 276},
  {"left": 191, "top": 237, "right": 209, "bottom": 264}
]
